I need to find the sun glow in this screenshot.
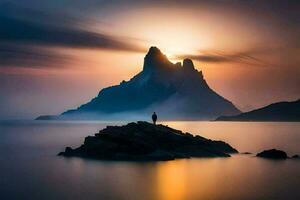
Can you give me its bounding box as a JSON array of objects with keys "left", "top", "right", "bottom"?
[
  {"left": 141, "top": 29, "right": 208, "bottom": 64},
  {"left": 101, "top": 7, "right": 215, "bottom": 59},
  {"left": 142, "top": 28, "right": 208, "bottom": 60}
]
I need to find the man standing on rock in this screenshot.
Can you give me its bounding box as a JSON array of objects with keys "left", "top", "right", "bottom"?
[{"left": 152, "top": 112, "right": 157, "bottom": 125}]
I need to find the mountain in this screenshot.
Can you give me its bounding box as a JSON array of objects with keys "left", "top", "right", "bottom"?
[
  {"left": 216, "top": 99, "right": 300, "bottom": 121},
  {"left": 38, "top": 46, "right": 240, "bottom": 120}
]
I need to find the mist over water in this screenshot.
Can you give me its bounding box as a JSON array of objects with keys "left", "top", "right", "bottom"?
[{"left": 0, "top": 120, "right": 300, "bottom": 200}]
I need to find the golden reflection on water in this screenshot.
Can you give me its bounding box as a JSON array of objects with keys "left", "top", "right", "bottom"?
[
  {"left": 1, "top": 121, "right": 300, "bottom": 200},
  {"left": 152, "top": 156, "right": 262, "bottom": 200},
  {"left": 153, "top": 158, "right": 234, "bottom": 200},
  {"left": 151, "top": 155, "right": 294, "bottom": 200},
  {"left": 155, "top": 160, "right": 188, "bottom": 200}
]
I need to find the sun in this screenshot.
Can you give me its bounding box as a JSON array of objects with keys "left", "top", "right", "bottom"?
[
  {"left": 150, "top": 43, "right": 197, "bottom": 63},
  {"left": 164, "top": 52, "right": 178, "bottom": 63},
  {"left": 141, "top": 28, "right": 206, "bottom": 64}
]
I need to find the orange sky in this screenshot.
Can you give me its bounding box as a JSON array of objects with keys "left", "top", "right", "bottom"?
[{"left": 0, "top": 0, "right": 299, "bottom": 119}]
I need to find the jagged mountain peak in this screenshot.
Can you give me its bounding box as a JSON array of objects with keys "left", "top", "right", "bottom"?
[
  {"left": 51, "top": 46, "right": 241, "bottom": 120},
  {"left": 146, "top": 46, "right": 163, "bottom": 56},
  {"left": 143, "top": 47, "right": 198, "bottom": 74},
  {"left": 143, "top": 46, "right": 172, "bottom": 73},
  {"left": 183, "top": 58, "right": 195, "bottom": 71}
]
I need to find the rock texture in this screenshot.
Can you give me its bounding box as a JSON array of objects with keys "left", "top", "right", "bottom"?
[
  {"left": 58, "top": 121, "right": 238, "bottom": 161},
  {"left": 256, "top": 149, "right": 288, "bottom": 159}
]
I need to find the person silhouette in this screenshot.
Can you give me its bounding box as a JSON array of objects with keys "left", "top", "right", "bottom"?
[{"left": 152, "top": 112, "right": 157, "bottom": 125}]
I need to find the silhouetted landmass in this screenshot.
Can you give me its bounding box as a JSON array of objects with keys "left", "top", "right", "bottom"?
[
  {"left": 241, "top": 152, "right": 252, "bottom": 154},
  {"left": 256, "top": 149, "right": 288, "bottom": 159},
  {"left": 292, "top": 155, "right": 299, "bottom": 159},
  {"left": 216, "top": 99, "right": 300, "bottom": 121},
  {"left": 37, "top": 46, "right": 240, "bottom": 120},
  {"left": 58, "top": 121, "right": 238, "bottom": 161},
  {"left": 35, "top": 115, "right": 58, "bottom": 120}
]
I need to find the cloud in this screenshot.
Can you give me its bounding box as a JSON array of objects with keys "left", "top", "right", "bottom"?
[
  {"left": 177, "top": 49, "right": 269, "bottom": 66},
  {"left": 0, "top": 3, "right": 146, "bottom": 69},
  {"left": 0, "top": 14, "right": 144, "bottom": 52},
  {"left": 0, "top": 43, "right": 73, "bottom": 68}
]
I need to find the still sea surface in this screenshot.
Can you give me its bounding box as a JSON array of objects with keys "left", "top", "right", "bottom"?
[{"left": 0, "top": 120, "right": 299, "bottom": 200}]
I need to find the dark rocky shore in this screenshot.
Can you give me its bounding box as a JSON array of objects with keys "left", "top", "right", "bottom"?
[
  {"left": 58, "top": 121, "right": 238, "bottom": 161},
  {"left": 256, "top": 149, "right": 300, "bottom": 160},
  {"left": 256, "top": 149, "right": 288, "bottom": 159}
]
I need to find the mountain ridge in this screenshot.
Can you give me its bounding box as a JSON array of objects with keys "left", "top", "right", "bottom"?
[
  {"left": 216, "top": 98, "right": 300, "bottom": 121},
  {"left": 37, "top": 46, "right": 241, "bottom": 120}
]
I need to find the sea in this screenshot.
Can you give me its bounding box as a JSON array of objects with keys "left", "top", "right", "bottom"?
[{"left": 0, "top": 120, "right": 299, "bottom": 200}]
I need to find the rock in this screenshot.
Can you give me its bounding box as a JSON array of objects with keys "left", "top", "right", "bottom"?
[
  {"left": 35, "top": 115, "right": 57, "bottom": 120},
  {"left": 182, "top": 58, "right": 195, "bottom": 71},
  {"left": 175, "top": 62, "right": 182, "bottom": 68},
  {"left": 241, "top": 152, "right": 252, "bottom": 154},
  {"left": 256, "top": 149, "right": 288, "bottom": 159},
  {"left": 291, "top": 154, "right": 299, "bottom": 159},
  {"left": 143, "top": 46, "right": 171, "bottom": 73},
  {"left": 58, "top": 147, "right": 73, "bottom": 156},
  {"left": 58, "top": 121, "right": 238, "bottom": 161},
  {"left": 40, "top": 46, "right": 240, "bottom": 121}
]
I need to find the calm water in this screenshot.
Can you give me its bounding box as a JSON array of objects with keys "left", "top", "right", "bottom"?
[{"left": 0, "top": 120, "right": 299, "bottom": 200}]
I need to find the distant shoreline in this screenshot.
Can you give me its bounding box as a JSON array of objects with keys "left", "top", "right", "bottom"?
[{"left": 1, "top": 119, "right": 300, "bottom": 124}]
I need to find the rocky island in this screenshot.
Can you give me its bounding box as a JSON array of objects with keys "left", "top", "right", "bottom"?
[
  {"left": 256, "top": 149, "right": 300, "bottom": 160},
  {"left": 256, "top": 149, "right": 288, "bottom": 159},
  {"left": 59, "top": 121, "right": 238, "bottom": 161}
]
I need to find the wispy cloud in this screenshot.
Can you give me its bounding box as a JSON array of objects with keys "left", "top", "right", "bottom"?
[
  {"left": 0, "top": 10, "right": 144, "bottom": 51},
  {"left": 0, "top": 43, "right": 73, "bottom": 68},
  {"left": 0, "top": 3, "right": 145, "bottom": 69},
  {"left": 177, "top": 50, "right": 269, "bottom": 67}
]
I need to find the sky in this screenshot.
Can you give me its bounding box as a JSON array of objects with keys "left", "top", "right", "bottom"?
[{"left": 0, "top": 0, "right": 299, "bottom": 119}]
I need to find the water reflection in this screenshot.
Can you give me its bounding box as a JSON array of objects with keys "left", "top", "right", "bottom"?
[
  {"left": 0, "top": 121, "right": 300, "bottom": 200},
  {"left": 165, "top": 121, "right": 300, "bottom": 155},
  {"left": 155, "top": 160, "right": 188, "bottom": 200}
]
